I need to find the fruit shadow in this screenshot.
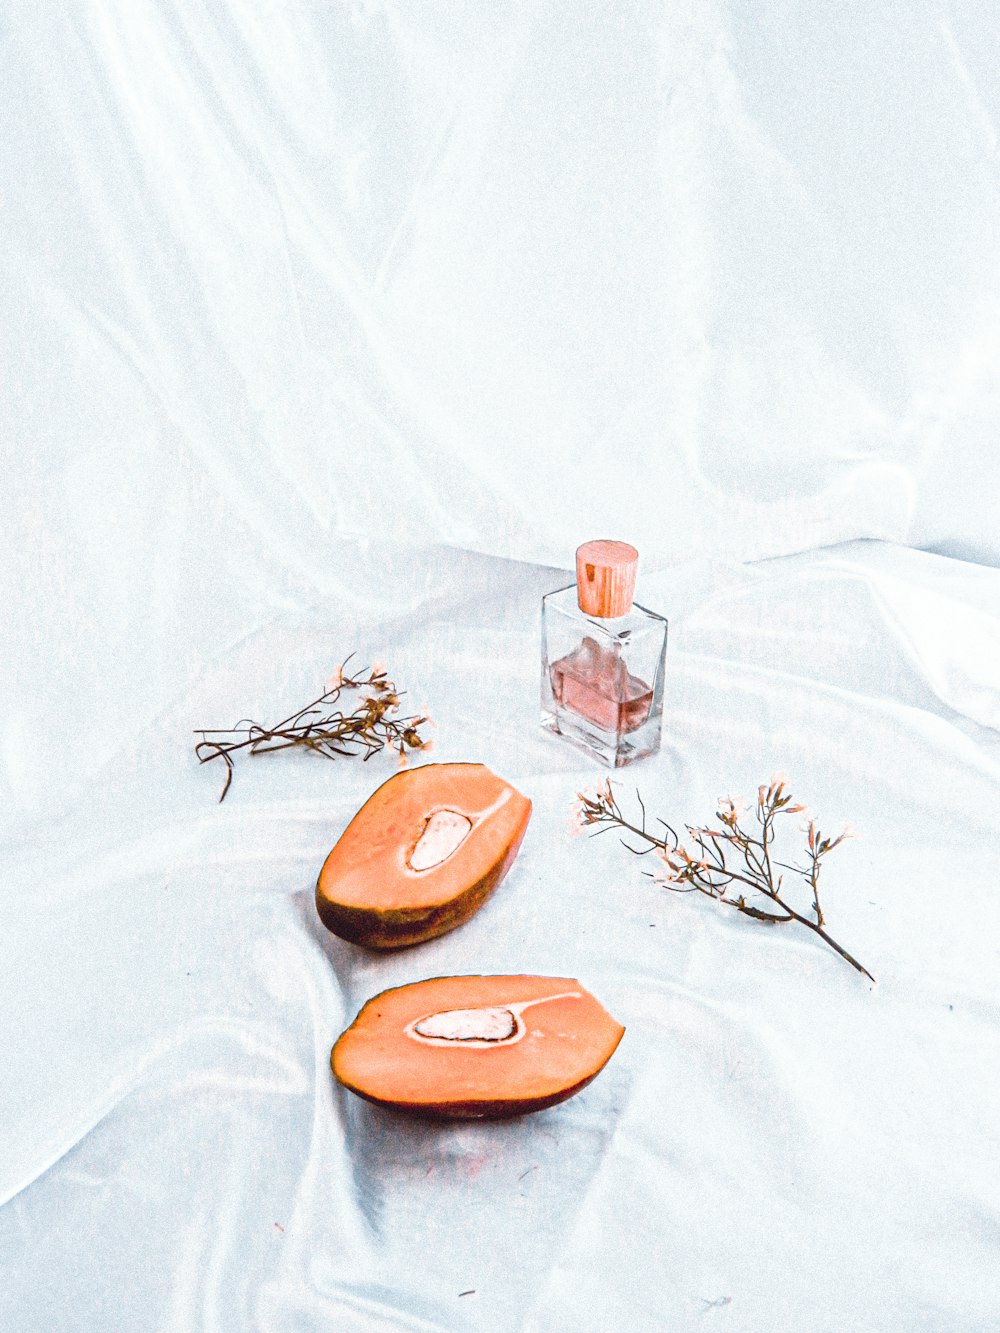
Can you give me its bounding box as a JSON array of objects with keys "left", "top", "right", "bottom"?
[{"left": 340, "top": 1066, "right": 633, "bottom": 1311}]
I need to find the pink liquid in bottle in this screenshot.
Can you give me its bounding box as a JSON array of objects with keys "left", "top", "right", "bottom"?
[{"left": 550, "top": 636, "right": 653, "bottom": 734}]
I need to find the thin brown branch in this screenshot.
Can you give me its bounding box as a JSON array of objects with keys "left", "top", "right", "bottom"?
[
  {"left": 193, "top": 659, "right": 432, "bottom": 802},
  {"left": 577, "top": 777, "right": 872, "bottom": 983}
]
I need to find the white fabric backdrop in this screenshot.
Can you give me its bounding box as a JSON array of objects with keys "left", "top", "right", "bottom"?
[
  {"left": 5, "top": 0, "right": 1000, "bottom": 579},
  {"left": 3, "top": 3, "right": 1000, "bottom": 1330}
]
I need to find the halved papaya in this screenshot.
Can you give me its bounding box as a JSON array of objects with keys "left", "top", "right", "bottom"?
[
  {"left": 316, "top": 763, "right": 531, "bottom": 949},
  {"left": 331, "top": 974, "right": 625, "bottom": 1118}
]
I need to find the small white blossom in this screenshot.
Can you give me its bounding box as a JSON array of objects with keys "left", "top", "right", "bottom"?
[{"left": 719, "top": 795, "right": 748, "bottom": 819}]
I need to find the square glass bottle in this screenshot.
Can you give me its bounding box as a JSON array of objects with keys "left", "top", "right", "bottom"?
[{"left": 541, "top": 540, "right": 668, "bottom": 767}]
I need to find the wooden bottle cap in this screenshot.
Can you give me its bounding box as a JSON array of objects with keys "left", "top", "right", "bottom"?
[{"left": 575, "top": 540, "right": 638, "bottom": 618}]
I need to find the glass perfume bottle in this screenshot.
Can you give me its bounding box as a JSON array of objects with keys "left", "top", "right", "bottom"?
[{"left": 541, "top": 540, "right": 668, "bottom": 767}]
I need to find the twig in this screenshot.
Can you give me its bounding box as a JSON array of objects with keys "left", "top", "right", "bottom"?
[
  {"left": 194, "top": 658, "right": 432, "bottom": 802},
  {"left": 576, "top": 776, "right": 873, "bottom": 983}
]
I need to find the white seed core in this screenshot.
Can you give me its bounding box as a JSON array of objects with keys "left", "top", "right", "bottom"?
[
  {"left": 404, "top": 993, "right": 584, "bottom": 1048},
  {"left": 413, "top": 1007, "right": 518, "bottom": 1042},
  {"left": 407, "top": 809, "right": 473, "bottom": 872}
]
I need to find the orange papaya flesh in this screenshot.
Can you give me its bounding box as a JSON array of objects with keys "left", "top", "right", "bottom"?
[
  {"left": 316, "top": 763, "right": 531, "bottom": 949},
  {"left": 331, "top": 974, "right": 625, "bottom": 1119}
]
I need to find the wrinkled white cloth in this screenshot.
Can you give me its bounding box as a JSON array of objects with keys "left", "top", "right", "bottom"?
[
  {"left": 3, "top": 2, "right": 1000, "bottom": 1329},
  {"left": 3, "top": 541, "right": 999, "bottom": 1332}
]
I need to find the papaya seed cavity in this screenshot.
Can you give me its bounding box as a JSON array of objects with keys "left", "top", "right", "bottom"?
[
  {"left": 407, "top": 809, "right": 473, "bottom": 872},
  {"left": 411, "top": 1006, "right": 519, "bottom": 1044}
]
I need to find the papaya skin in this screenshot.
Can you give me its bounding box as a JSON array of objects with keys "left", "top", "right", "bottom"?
[
  {"left": 315, "top": 764, "right": 531, "bottom": 950},
  {"left": 334, "top": 1064, "right": 612, "bottom": 1121},
  {"left": 331, "top": 974, "right": 626, "bottom": 1119}
]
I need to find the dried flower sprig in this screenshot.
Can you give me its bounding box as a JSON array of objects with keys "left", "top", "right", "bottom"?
[
  {"left": 577, "top": 774, "right": 874, "bottom": 983},
  {"left": 194, "top": 656, "right": 432, "bottom": 802}
]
